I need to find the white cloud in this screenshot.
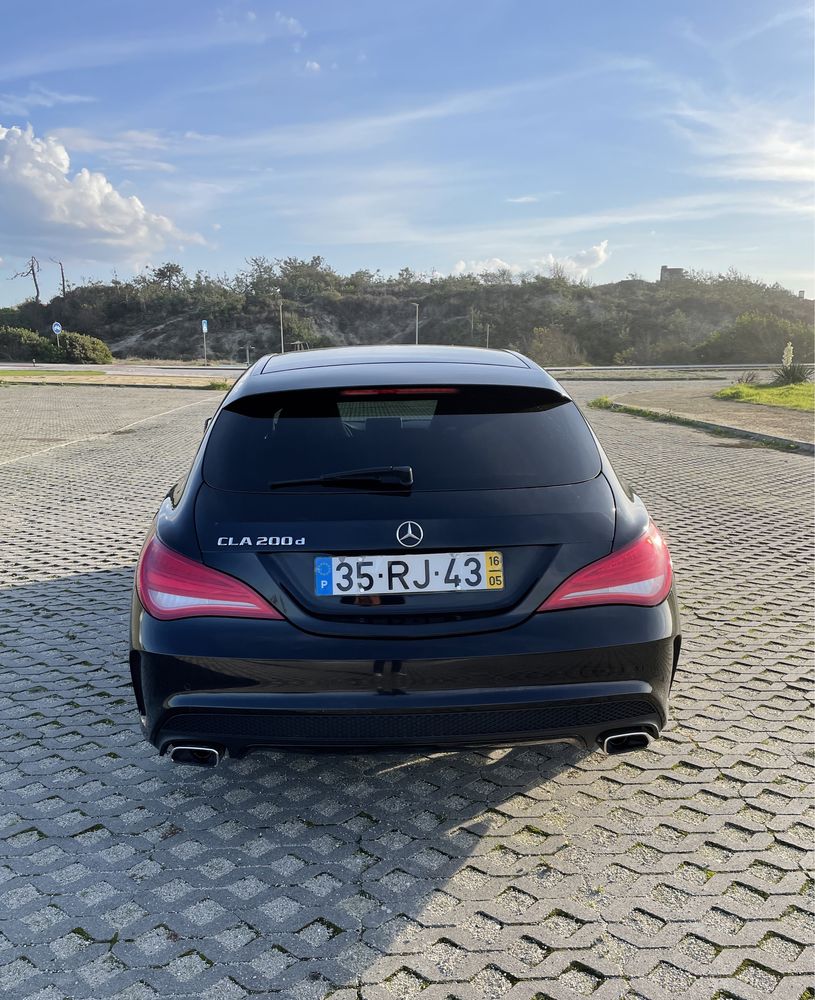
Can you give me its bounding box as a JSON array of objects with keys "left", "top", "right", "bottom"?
[
  {"left": 453, "top": 241, "right": 610, "bottom": 279},
  {"left": 725, "top": 5, "right": 812, "bottom": 49},
  {"left": 46, "top": 84, "right": 529, "bottom": 171},
  {"left": 207, "top": 83, "right": 544, "bottom": 158},
  {"left": 0, "top": 124, "right": 199, "bottom": 260},
  {"left": 50, "top": 127, "right": 177, "bottom": 174},
  {"left": 452, "top": 257, "right": 524, "bottom": 277},
  {"left": 668, "top": 98, "right": 814, "bottom": 183},
  {"left": 193, "top": 63, "right": 652, "bottom": 159},
  {"left": 418, "top": 192, "right": 812, "bottom": 253},
  {"left": 1, "top": 41, "right": 220, "bottom": 86},
  {"left": 275, "top": 11, "right": 306, "bottom": 36},
  {"left": 0, "top": 84, "right": 96, "bottom": 117},
  {"left": 304, "top": 60, "right": 321, "bottom": 73},
  {"left": 55, "top": 128, "right": 168, "bottom": 153},
  {"left": 0, "top": 13, "right": 285, "bottom": 84},
  {"left": 260, "top": 166, "right": 813, "bottom": 254},
  {"left": 567, "top": 240, "right": 610, "bottom": 271},
  {"left": 506, "top": 195, "right": 538, "bottom": 204},
  {"left": 675, "top": 6, "right": 813, "bottom": 57}
]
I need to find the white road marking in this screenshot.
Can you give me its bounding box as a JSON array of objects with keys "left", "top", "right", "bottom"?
[{"left": 0, "top": 397, "right": 215, "bottom": 468}]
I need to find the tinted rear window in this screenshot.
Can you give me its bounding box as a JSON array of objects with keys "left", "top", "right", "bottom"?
[{"left": 203, "top": 385, "right": 600, "bottom": 492}]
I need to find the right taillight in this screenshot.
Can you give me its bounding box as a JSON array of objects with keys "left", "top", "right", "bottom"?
[
  {"left": 537, "top": 519, "right": 672, "bottom": 612},
  {"left": 136, "top": 533, "right": 284, "bottom": 621}
]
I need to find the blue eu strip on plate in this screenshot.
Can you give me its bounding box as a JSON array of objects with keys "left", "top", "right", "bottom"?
[{"left": 314, "top": 556, "right": 333, "bottom": 595}]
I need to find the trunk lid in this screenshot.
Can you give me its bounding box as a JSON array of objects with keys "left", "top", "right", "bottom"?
[{"left": 194, "top": 478, "right": 615, "bottom": 637}]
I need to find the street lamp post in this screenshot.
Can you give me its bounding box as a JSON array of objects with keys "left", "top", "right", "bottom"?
[
  {"left": 274, "top": 288, "right": 284, "bottom": 354},
  {"left": 486, "top": 323, "right": 490, "bottom": 349},
  {"left": 409, "top": 301, "right": 419, "bottom": 344}
]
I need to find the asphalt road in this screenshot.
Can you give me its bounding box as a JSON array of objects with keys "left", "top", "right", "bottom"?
[
  {"left": 0, "top": 382, "right": 812, "bottom": 999},
  {"left": 0, "top": 361, "right": 776, "bottom": 380},
  {"left": 0, "top": 362, "right": 245, "bottom": 378}
]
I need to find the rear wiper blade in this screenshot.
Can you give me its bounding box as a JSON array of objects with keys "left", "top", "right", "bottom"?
[{"left": 268, "top": 465, "right": 413, "bottom": 490}]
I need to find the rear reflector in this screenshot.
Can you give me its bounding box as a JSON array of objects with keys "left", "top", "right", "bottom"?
[
  {"left": 537, "top": 519, "right": 672, "bottom": 612},
  {"left": 137, "top": 534, "right": 283, "bottom": 621},
  {"left": 340, "top": 387, "right": 460, "bottom": 396}
]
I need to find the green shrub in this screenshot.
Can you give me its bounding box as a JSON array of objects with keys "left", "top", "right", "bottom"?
[
  {"left": 527, "top": 326, "right": 586, "bottom": 366},
  {"left": 0, "top": 325, "right": 113, "bottom": 364},
  {"left": 58, "top": 331, "right": 113, "bottom": 364},
  {"left": 697, "top": 312, "right": 814, "bottom": 364},
  {"left": 772, "top": 362, "right": 814, "bottom": 386},
  {"left": 771, "top": 341, "right": 814, "bottom": 386},
  {"left": 0, "top": 326, "right": 61, "bottom": 362}
]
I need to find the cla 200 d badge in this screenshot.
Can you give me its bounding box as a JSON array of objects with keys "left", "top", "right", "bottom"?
[{"left": 130, "top": 345, "right": 680, "bottom": 767}]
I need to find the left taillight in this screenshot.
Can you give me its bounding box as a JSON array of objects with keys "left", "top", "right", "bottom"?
[
  {"left": 537, "top": 519, "right": 673, "bottom": 612},
  {"left": 136, "top": 534, "right": 284, "bottom": 621}
]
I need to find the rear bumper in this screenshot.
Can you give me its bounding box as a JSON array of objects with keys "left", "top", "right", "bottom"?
[
  {"left": 150, "top": 685, "right": 666, "bottom": 755},
  {"left": 131, "top": 594, "right": 680, "bottom": 755}
]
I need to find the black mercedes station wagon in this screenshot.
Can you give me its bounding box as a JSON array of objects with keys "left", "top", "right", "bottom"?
[{"left": 130, "top": 346, "right": 680, "bottom": 766}]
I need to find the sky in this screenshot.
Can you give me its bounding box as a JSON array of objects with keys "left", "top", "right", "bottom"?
[{"left": 0, "top": 0, "right": 813, "bottom": 305}]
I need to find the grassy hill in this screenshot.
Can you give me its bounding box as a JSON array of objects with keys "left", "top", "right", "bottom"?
[{"left": 1, "top": 257, "right": 811, "bottom": 365}]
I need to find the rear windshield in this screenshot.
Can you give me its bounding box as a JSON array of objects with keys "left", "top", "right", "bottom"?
[{"left": 203, "top": 385, "right": 600, "bottom": 492}]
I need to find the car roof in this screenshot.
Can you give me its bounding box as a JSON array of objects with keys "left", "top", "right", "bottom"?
[
  {"left": 260, "top": 345, "right": 528, "bottom": 372},
  {"left": 230, "top": 345, "right": 569, "bottom": 399}
]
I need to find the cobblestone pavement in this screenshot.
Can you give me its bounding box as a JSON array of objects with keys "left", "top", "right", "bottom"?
[
  {"left": 1, "top": 384, "right": 813, "bottom": 1000},
  {"left": 602, "top": 384, "right": 815, "bottom": 446},
  {"left": 0, "top": 386, "right": 215, "bottom": 467}
]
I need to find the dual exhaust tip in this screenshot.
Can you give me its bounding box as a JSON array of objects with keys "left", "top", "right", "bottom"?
[
  {"left": 164, "top": 730, "right": 657, "bottom": 766},
  {"left": 167, "top": 744, "right": 222, "bottom": 767},
  {"left": 600, "top": 729, "right": 655, "bottom": 755}
]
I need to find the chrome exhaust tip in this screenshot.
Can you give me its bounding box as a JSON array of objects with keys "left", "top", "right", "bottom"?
[
  {"left": 600, "top": 730, "right": 654, "bottom": 755},
  {"left": 167, "top": 744, "right": 222, "bottom": 767}
]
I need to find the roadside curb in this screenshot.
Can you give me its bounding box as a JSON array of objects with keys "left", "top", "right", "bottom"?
[
  {"left": 561, "top": 375, "right": 724, "bottom": 382},
  {"left": 589, "top": 397, "right": 814, "bottom": 455},
  {"left": 0, "top": 379, "right": 229, "bottom": 391}
]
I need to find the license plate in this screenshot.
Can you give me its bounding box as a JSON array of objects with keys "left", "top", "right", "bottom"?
[{"left": 314, "top": 551, "right": 504, "bottom": 596}]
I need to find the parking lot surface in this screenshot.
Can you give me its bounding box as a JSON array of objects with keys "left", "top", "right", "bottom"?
[{"left": 1, "top": 384, "right": 812, "bottom": 1000}]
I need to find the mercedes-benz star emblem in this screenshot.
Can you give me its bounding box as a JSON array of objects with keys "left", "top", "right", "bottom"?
[{"left": 396, "top": 521, "right": 423, "bottom": 547}]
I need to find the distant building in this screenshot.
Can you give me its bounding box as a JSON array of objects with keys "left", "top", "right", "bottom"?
[
  {"left": 660, "top": 265, "right": 686, "bottom": 283},
  {"left": 798, "top": 290, "right": 805, "bottom": 299}
]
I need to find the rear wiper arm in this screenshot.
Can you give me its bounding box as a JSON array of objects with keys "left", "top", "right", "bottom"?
[{"left": 268, "top": 465, "right": 413, "bottom": 490}]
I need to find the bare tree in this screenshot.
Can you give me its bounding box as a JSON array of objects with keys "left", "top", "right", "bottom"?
[
  {"left": 11, "top": 256, "right": 41, "bottom": 302},
  {"left": 50, "top": 258, "right": 67, "bottom": 297},
  {"left": 548, "top": 260, "right": 570, "bottom": 285}
]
